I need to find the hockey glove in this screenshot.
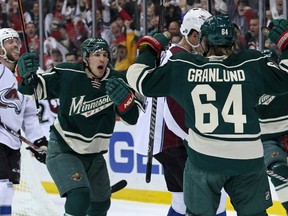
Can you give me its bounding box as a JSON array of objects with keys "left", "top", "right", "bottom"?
[
  {"left": 137, "top": 31, "right": 171, "bottom": 57},
  {"left": 33, "top": 136, "right": 48, "bottom": 152},
  {"left": 26, "top": 136, "right": 48, "bottom": 164},
  {"left": 106, "top": 77, "right": 135, "bottom": 113},
  {"left": 26, "top": 147, "right": 46, "bottom": 164},
  {"left": 262, "top": 19, "right": 288, "bottom": 50},
  {"left": 17, "top": 52, "right": 39, "bottom": 84}
]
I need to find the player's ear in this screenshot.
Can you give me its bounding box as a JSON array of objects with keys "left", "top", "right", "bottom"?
[{"left": 0, "top": 47, "right": 4, "bottom": 55}]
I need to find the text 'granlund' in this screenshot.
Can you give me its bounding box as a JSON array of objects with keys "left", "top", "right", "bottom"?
[{"left": 188, "top": 68, "right": 245, "bottom": 82}]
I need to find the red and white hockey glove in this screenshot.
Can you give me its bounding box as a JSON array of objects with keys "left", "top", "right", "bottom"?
[
  {"left": 262, "top": 19, "right": 288, "bottom": 51},
  {"left": 106, "top": 77, "right": 135, "bottom": 113},
  {"left": 137, "top": 31, "right": 171, "bottom": 57}
]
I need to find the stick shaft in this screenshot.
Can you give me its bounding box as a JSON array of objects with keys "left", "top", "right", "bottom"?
[
  {"left": 17, "top": 0, "right": 41, "bottom": 121},
  {"left": 145, "top": 0, "right": 165, "bottom": 183},
  {"left": 0, "top": 121, "right": 39, "bottom": 151}
]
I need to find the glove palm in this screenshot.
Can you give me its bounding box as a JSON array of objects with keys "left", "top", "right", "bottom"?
[{"left": 17, "top": 52, "right": 39, "bottom": 83}]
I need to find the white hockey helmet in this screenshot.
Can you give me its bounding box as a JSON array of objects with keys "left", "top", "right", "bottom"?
[
  {"left": 180, "top": 8, "right": 212, "bottom": 36},
  {"left": 0, "top": 28, "right": 22, "bottom": 62}
]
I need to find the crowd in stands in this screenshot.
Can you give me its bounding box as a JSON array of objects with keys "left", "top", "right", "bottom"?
[{"left": 0, "top": 0, "right": 287, "bottom": 72}]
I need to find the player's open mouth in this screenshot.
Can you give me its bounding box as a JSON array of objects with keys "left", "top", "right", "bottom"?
[{"left": 98, "top": 66, "right": 104, "bottom": 70}]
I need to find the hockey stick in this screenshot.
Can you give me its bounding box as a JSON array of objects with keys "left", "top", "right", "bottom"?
[
  {"left": 207, "top": 0, "right": 212, "bottom": 14},
  {"left": 0, "top": 120, "right": 41, "bottom": 152},
  {"left": 266, "top": 169, "right": 288, "bottom": 183},
  {"left": 145, "top": 0, "right": 165, "bottom": 184},
  {"left": 17, "top": 0, "right": 42, "bottom": 122},
  {"left": 111, "top": 179, "right": 127, "bottom": 193}
]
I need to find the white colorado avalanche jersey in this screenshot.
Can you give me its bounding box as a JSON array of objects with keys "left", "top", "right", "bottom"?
[{"left": 0, "top": 64, "right": 44, "bottom": 149}]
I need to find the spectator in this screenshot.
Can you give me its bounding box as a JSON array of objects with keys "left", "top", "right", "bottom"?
[
  {"left": 51, "top": 48, "right": 64, "bottom": 66},
  {"left": 168, "top": 21, "right": 181, "bottom": 38},
  {"left": 65, "top": 51, "right": 78, "bottom": 63},
  {"left": 231, "top": 0, "right": 253, "bottom": 35},
  {"left": 271, "top": 0, "right": 284, "bottom": 19},
  {"left": 20, "top": 21, "right": 39, "bottom": 54},
  {"left": 44, "top": 0, "right": 65, "bottom": 38},
  {"left": 171, "top": 34, "right": 182, "bottom": 44},
  {"left": 265, "top": 9, "right": 273, "bottom": 27},
  {"left": 0, "top": 13, "right": 9, "bottom": 28},
  {"left": 232, "top": 23, "right": 246, "bottom": 52},
  {"left": 245, "top": 15, "right": 260, "bottom": 50},
  {"left": 113, "top": 37, "right": 136, "bottom": 73},
  {"left": 24, "top": 2, "right": 40, "bottom": 32},
  {"left": 165, "top": 2, "right": 182, "bottom": 29},
  {"left": 7, "top": 0, "right": 22, "bottom": 31},
  {"left": 218, "top": 1, "right": 228, "bottom": 16}
]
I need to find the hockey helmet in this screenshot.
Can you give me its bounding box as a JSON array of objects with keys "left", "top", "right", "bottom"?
[
  {"left": 200, "top": 16, "right": 235, "bottom": 46},
  {"left": 81, "top": 37, "right": 110, "bottom": 59},
  {"left": 180, "top": 8, "right": 212, "bottom": 36},
  {"left": 0, "top": 28, "right": 22, "bottom": 61}
]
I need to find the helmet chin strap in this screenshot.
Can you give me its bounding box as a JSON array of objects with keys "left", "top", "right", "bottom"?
[
  {"left": 185, "top": 36, "right": 201, "bottom": 54},
  {"left": 85, "top": 64, "right": 96, "bottom": 78},
  {"left": 0, "top": 49, "right": 16, "bottom": 64}
]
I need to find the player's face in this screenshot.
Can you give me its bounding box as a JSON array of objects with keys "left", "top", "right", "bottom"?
[
  {"left": 189, "top": 31, "right": 204, "bottom": 54},
  {"left": 3, "top": 38, "right": 21, "bottom": 61},
  {"left": 86, "top": 50, "right": 109, "bottom": 78}
]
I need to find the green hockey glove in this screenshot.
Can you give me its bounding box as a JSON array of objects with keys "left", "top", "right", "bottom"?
[
  {"left": 137, "top": 31, "right": 171, "bottom": 57},
  {"left": 17, "top": 52, "right": 39, "bottom": 83},
  {"left": 262, "top": 19, "right": 288, "bottom": 50},
  {"left": 106, "top": 77, "right": 135, "bottom": 113}
]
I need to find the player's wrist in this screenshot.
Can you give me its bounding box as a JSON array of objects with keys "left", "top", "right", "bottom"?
[
  {"left": 117, "top": 91, "right": 135, "bottom": 113},
  {"left": 277, "top": 30, "right": 288, "bottom": 50}
]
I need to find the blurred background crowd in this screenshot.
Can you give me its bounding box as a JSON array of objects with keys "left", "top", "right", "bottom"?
[{"left": 0, "top": 0, "right": 287, "bottom": 73}]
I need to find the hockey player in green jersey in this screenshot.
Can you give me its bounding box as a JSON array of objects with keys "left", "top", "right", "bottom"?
[
  {"left": 257, "top": 49, "right": 288, "bottom": 214},
  {"left": 16, "top": 37, "right": 140, "bottom": 216},
  {"left": 126, "top": 16, "right": 288, "bottom": 215}
]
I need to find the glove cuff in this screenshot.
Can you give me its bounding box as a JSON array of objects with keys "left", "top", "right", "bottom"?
[
  {"left": 137, "top": 35, "right": 162, "bottom": 55},
  {"left": 117, "top": 91, "right": 135, "bottom": 113},
  {"left": 277, "top": 30, "right": 288, "bottom": 50}
]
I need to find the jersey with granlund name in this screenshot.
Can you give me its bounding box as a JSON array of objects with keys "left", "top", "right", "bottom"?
[
  {"left": 19, "top": 62, "right": 139, "bottom": 154},
  {"left": 127, "top": 49, "right": 288, "bottom": 175}
]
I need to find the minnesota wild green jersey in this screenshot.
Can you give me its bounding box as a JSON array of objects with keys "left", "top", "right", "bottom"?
[
  {"left": 20, "top": 63, "right": 139, "bottom": 154},
  {"left": 127, "top": 49, "right": 288, "bottom": 174},
  {"left": 257, "top": 94, "right": 288, "bottom": 141}
]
